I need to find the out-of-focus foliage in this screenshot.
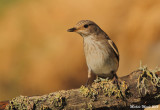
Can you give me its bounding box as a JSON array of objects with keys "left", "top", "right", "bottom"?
[
  {"left": 0, "top": 0, "right": 21, "bottom": 16},
  {"left": 0, "top": 0, "right": 160, "bottom": 101}
]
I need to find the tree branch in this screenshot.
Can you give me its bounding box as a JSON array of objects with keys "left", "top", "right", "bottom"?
[{"left": 1, "top": 67, "right": 160, "bottom": 110}]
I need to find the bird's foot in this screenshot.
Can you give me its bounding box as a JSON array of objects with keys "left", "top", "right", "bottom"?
[
  {"left": 85, "top": 79, "right": 89, "bottom": 87},
  {"left": 112, "top": 76, "right": 127, "bottom": 101}
]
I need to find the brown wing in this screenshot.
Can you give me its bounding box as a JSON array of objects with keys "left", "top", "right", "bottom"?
[{"left": 108, "top": 39, "right": 120, "bottom": 61}]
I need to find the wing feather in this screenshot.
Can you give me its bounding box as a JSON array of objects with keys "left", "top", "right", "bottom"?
[{"left": 108, "top": 40, "right": 119, "bottom": 61}]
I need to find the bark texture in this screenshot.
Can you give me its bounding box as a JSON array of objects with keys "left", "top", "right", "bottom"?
[{"left": 1, "top": 67, "right": 160, "bottom": 110}]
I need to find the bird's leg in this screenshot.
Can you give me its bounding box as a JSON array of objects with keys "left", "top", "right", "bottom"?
[
  {"left": 112, "top": 73, "right": 124, "bottom": 93},
  {"left": 85, "top": 68, "right": 96, "bottom": 86},
  {"left": 96, "top": 75, "right": 98, "bottom": 80},
  {"left": 112, "top": 73, "right": 119, "bottom": 86},
  {"left": 112, "top": 73, "right": 127, "bottom": 101},
  {"left": 88, "top": 68, "right": 92, "bottom": 79},
  {"left": 86, "top": 68, "right": 92, "bottom": 86}
]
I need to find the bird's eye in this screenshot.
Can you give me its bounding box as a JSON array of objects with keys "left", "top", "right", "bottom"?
[{"left": 84, "top": 24, "right": 89, "bottom": 28}]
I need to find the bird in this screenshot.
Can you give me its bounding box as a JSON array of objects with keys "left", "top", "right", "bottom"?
[{"left": 67, "top": 20, "right": 120, "bottom": 85}]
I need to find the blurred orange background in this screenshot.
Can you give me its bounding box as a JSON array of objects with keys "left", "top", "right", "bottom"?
[{"left": 0, "top": 0, "right": 160, "bottom": 101}]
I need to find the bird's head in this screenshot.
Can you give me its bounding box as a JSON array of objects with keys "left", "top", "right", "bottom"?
[{"left": 67, "top": 20, "right": 101, "bottom": 37}]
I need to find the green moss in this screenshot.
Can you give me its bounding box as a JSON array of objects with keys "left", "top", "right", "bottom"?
[
  {"left": 40, "top": 105, "right": 51, "bottom": 110},
  {"left": 154, "top": 94, "right": 160, "bottom": 99},
  {"left": 137, "top": 65, "right": 160, "bottom": 96},
  {"left": 97, "top": 78, "right": 129, "bottom": 98},
  {"left": 5, "top": 92, "right": 67, "bottom": 110},
  {"left": 5, "top": 95, "right": 34, "bottom": 110},
  {"left": 52, "top": 93, "right": 67, "bottom": 110},
  {"left": 87, "top": 103, "right": 93, "bottom": 110},
  {"left": 80, "top": 85, "right": 98, "bottom": 101},
  {"left": 80, "top": 77, "right": 130, "bottom": 102}
]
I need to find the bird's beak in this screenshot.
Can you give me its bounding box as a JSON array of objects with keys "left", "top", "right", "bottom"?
[{"left": 67, "top": 27, "right": 77, "bottom": 32}]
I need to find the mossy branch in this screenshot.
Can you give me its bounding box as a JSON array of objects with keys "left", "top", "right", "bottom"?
[{"left": 1, "top": 67, "right": 160, "bottom": 110}]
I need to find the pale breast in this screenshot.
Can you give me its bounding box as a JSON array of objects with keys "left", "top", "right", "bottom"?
[{"left": 83, "top": 36, "right": 118, "bottom": 76}]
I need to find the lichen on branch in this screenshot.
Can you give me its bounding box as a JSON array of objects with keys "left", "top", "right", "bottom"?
[{"left": 4, "top": 66, "right": 160, "bottom": 110}]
